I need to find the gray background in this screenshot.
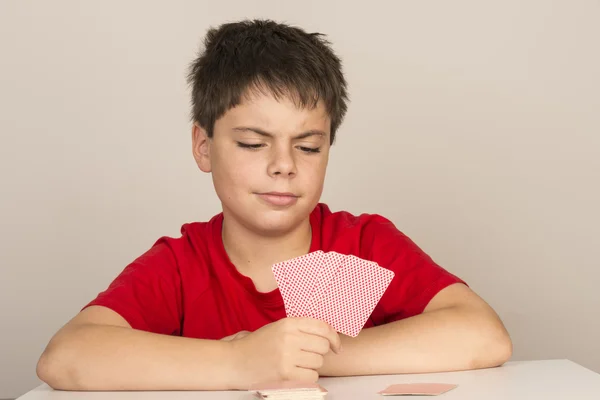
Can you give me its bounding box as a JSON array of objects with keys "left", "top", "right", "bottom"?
[{"left": 1, "top": 1, "right": 599, "bottom": 398}]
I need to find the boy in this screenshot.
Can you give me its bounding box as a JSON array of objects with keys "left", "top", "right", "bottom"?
[{"left": 36, "top": 19, "right": 512, "bottom": 391}]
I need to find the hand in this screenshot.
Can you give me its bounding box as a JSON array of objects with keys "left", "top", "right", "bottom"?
[{"left": 229, "top": 318, "right": 342, "bottom": 388}]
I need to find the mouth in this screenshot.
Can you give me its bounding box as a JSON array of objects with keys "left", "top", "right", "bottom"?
[
  {"left": 262, "top": 192, "right": 298, "bottom": 197},
  {"left": 255, "top": 192, "right": 299, "bottom": 207}
]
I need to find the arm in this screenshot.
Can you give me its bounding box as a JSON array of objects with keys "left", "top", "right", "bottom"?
[
  {"left": 38, "top": 306, "right": 343, "bottom": 391},
  {"left": 319, "top": 283, "right": 512, "bottom": 376},
  {"left": 36, "top": 306, "right": 240, "bottom": 391}
]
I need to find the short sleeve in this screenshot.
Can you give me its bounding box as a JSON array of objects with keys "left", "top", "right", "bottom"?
[
  {"left": 362, "top": 216, "right": 467, "bottom": 324},
  {"left": 83, "top": 238, "right": 183, "bottom": 335}
]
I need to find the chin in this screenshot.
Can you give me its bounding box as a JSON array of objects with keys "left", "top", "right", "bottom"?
[
  {"left": 252, "top": 215, "right": 300, "bottom": 236},
  {"left": 247, "top": 207, "right": 308, "bottom": 236}
]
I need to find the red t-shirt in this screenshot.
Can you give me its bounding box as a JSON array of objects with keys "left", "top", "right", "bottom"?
[{"left": 84, "top": 203, "right": 465, "bottom": 339}]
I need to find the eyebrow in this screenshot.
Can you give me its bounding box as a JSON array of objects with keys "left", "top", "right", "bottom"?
[{"left": 232, "top": 126, "right": 327, "bottom": 140}]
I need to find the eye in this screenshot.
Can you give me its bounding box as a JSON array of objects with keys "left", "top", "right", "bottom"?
[
  {"left": 298, "top": 146, "right": 321, "bottom": 154},
  {"left": 236, "top": 142, "right": 264, "bottom": 150}
]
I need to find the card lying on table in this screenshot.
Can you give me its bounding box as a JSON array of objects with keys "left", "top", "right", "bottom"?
[
  {"left": 249, "top": 381, "right": 328, "bottom": 400},
  {"left": 272, "top": 250, "right": 395, "bottom": 337},
  {"left": 378, "top": 383, "right": 458, "bottom": 396}
]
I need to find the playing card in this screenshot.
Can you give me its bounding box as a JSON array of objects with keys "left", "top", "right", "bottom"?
[
  {"left": 287, "top": 251, "right": 327, "bottom": 317},
  {"left": 254, "top": 394, "right": 326, "bottom": 400},
  {"left": 378, "top": 383, "right": 457, "bottom": 396},
  {"left": 272, "top": 261, "right": 294, "bottom": 316},
  {"left": 304, "top": 251, "right": 346, "bottom": 318},
  {"left": 249, "top": 381, "right": 326, "bottom": 391},
  {"left": 249, "top": 381, "right": 328, "bottom": 400},
  {"left": 310, "top": 254, "right": 394, "bottom": 336},
  {"left": 273, "top": 251, "right": 325, "bottom": 317}
]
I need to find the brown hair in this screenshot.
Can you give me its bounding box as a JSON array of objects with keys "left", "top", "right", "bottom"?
[{"left": 187, "top": 19, "right": 349, "bottom": 144}]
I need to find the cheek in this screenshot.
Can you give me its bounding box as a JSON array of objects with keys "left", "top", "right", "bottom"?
[
  {"left": 300, "top": 158, "right": 328, "bottom": 189},
  {"left": 213, "top": 151, "right": 259, "bottom": 188}
]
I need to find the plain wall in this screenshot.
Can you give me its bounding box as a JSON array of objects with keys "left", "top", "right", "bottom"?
[{"left": 1, "top": 0, "right": 599, "bottom": 398}]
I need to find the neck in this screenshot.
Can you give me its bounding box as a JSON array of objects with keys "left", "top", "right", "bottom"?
[{"left": 221, "top": 212, "right": 312, "bottom": 274}]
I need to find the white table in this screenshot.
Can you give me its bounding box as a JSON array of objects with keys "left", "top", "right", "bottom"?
[{"left": 17, "top": 359, "right": 600, "bottom": 400}]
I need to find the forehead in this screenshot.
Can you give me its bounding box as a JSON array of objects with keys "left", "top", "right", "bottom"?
[{"left": 217, "top": 88, "right": 331, "bottom": 135}]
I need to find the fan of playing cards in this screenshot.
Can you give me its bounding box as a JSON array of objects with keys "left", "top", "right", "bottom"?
[{"left": 272, "top": 250, "right": 395, "bottom": 337}]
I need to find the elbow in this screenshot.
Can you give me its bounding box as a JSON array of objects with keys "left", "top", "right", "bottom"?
[
  {"left": 36, "top": 349, "right": 61, "bottom": 389},
  {"left": 487, "top": 329, "right": 513, "bottom": 367},
  {"left": 470, "top": 321, "right": 513, "bottom": 370},
  {"left": 36, "top": 343, "right": 82, "bottom": 391}
]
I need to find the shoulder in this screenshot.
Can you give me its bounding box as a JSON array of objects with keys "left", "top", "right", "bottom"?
[
  {"left": 129, "top": 213, "right": 223, "bottom": 284},
  {"left": 315, "top": 203, "right": 444, "bottom": 270},
  {"left": 163, "top": 217, "right": 217, "bottom": 257},
  {"left": 315, "top": 203, "right": 410, "bottom": 253},
  {"left": 315, "top": 203, "right": 396, "bottom": 228}
]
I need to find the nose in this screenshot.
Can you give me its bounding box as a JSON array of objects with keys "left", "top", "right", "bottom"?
[{"left": 267, "top": 144, "right": 297, "bottom": 177}]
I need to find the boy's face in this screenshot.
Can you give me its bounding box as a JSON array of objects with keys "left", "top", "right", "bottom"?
[{"left": 193, "top": 90, "right": 331, "bottom": 236}]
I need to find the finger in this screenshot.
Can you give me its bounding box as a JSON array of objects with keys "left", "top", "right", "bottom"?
[
  {"left": 294, "top": 318, "right": 342, "bottom": 354},
  {"left": 294, "top": 350, "right": 324, "bottom": 370},
  {"left": 289, "top": 367, "right": 319, "bottom": 383},
  {"left": 297, "top": 334, "right": 330, "bottom": 355}
]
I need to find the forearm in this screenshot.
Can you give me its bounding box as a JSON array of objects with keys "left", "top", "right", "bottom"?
[
  {"left": 37, "top": 323, "right": 239, "bottom": 391},
  {"left": 320, "top": 306, "right": 512, "bottom": 376}
]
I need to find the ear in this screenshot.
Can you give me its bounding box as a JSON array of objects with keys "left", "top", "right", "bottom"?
[{"left": 192, "top": 123, "right": 212, "bottom": 173}]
